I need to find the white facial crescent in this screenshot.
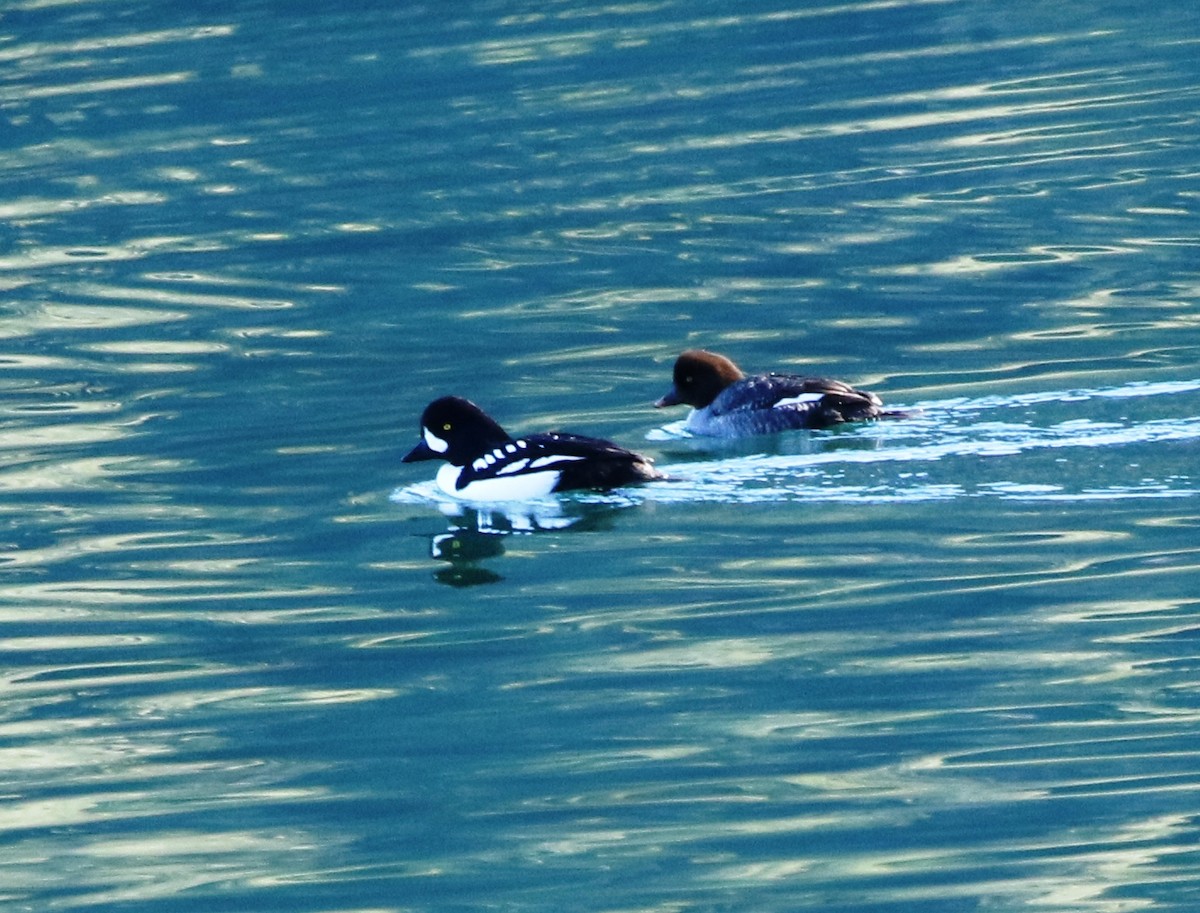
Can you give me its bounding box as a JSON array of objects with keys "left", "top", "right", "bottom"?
[{"left": 423, "top": 427, "right": 449, "bottom": 453}]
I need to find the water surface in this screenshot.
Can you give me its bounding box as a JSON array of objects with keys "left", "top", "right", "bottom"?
[{"left": 3, "top": 0, "right": 1200, "bottom": 910}]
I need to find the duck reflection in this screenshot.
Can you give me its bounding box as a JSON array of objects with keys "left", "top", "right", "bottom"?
[
  {"left": 430, "top": 528, "right": 506, "bottom": 587},
  {"left": 417, "top": 497, "right": 627, "bottom": 587}
]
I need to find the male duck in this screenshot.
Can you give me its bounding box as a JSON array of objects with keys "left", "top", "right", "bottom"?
[{"left": 404, "top": 396, "right": 663, "bottom": 500}]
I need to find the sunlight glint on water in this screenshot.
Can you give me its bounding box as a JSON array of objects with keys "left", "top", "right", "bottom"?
[{"left": 2, "top": 0, "right": 1200, "bottom": 910}]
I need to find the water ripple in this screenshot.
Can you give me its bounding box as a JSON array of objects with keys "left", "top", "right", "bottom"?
[{"left": 6, "top": 1, "right": 1200, "bottom": 910}]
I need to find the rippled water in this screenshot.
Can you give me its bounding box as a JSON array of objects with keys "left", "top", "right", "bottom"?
[{"left": 4, "top": 0, "right": 1200, "bottom": 910}]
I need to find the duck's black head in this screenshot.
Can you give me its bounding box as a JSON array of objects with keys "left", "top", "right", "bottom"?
[
  {"left": 402, "top": 396, "right": 512, "bottom": 466},
  {"left": 655, "top": 349, "right": 745, "bottom": 409}
]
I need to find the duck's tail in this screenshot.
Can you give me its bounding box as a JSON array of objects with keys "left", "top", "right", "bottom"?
[{"left": 876, "top": 407, "right": 921, "bottom": 421}]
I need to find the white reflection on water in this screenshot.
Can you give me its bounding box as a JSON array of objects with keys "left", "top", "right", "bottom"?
[{"left": 0, "top": 651, "right": 392, "bottom": 904}]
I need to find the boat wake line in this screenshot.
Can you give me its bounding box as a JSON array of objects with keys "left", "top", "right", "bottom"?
[{"left": 391, "top": 376, "right": 1200, "bottom": 529}]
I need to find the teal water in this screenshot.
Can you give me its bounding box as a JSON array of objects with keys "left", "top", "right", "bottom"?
[{"left": 3, "top": 0, "right": 1200, "bottom": 910}]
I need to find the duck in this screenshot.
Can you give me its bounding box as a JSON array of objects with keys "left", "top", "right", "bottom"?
[
  {"left": 403, "top": 396, "right": 663, "bottom": 500},
  {"left": 655, "top": 349, "right": 904, "bottom": 437}
]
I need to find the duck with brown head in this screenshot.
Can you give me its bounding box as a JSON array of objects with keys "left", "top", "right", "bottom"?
[{"left": 656, "top": 349, "right": 907, "bottom": 438}]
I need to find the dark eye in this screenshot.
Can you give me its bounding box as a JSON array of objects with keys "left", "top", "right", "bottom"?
[{"left": 685, "top": 375, "right": 693, "bottom": 384}]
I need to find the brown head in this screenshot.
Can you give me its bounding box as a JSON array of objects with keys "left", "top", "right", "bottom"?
[{"left": 655, "top": 349, "right": 746, "bottom": 409}]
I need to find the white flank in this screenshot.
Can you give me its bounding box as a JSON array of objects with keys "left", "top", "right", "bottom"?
[
  {"left": 423, "top": 427, "right": 449, "bottom": 453},
  {"left": 435, "top": 464, "right": 561, "bottom": 501}
]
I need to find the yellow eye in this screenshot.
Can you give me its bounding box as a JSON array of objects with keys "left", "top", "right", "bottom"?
[{"left": 442, "top": 422, "right": 452, "bottom": 431}]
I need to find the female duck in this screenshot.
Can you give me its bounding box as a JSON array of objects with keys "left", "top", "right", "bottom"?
[{"left": 655, "top": 349, "right": 904, "bottom": 438}]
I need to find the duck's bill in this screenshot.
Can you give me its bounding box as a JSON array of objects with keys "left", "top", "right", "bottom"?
[
  {"left": 654, "top": 387, "right": 683, "bottom": 408},
  {"left": 402, "top": 441, "right": 437, "bottom": 462}
]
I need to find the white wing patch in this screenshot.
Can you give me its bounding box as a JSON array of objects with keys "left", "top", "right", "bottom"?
[
  {"left": 773, "top": 393, "right": 824, "bottom": 409},
  {"left": 473, "top": 449, "right": 506, "bottom": 471},
  {"left": 530, "top": 455, "right": 584, "bottom": 469}
]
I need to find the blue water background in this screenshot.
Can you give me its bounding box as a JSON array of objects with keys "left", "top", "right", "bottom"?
[{"left": 3, "top": 1, "right": 1200, "bottom": 910}]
